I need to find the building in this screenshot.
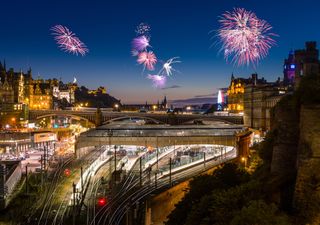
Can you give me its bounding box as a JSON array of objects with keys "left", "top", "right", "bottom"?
[
  {"left": 28, "top": 81, "right": 52, "bottom": 110},
  {"left": 243, "top": 83, "right": 287, "bottom": 131},
  {"left": 88, "top": 86, "right": 107, "bottom": 95},
  {"left": 227, "top": 73, "right": 267, "bottom": 113},
  {"left": 0, "top": 76, "right": 14, "bottom": 104},
  {"left": 0, "top": 71, "right": 29, "bottom": 128},
  {"left": 294, "top": 42, "right": 320, "bottom": 88},
  {"left": 283, "top": 50, "right": 296, "bottom": 86},
  {"left": 52, "top": 81, "right": 77, "bottom": 104}
]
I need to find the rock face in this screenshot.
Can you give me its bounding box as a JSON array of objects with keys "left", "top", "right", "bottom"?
[
  {"left": 294, "top": 105, "right": 320, "bottom": 224},
  {"left": 270, "top": 102, "right": 320, "bottom": 223},
  {"left": 269, "top": 96, "right": 300, "bottom": 211},
  {"left": 270, "top": 96, "right": 299, "bottom": 177}
]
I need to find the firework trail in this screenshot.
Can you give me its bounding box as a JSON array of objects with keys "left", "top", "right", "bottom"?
[
  {"left": 147, "top": 74, "right": 167, "bottom": 88},
  {"left": 217, "top": 8, "right": 276, "bottom": 66},
  {"left": 51, "top": 25, "right": 88, "bottom": 56},
  {"left": 132, "top": 35, "right": 150, "bottom": 52},
  {"left": 137, "top": 51, "right": 157, "bottom": 71},
  {"left": 158, "top": 57, "right": 181, "bottom": 76},
  {"left": 135, "top": 22, "right": 151, "bottom": 36}
]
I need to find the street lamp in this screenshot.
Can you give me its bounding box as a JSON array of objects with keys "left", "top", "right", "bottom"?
[
  {"left": 114, "top": 104, "right": 119, "bottom": 112},
  {"left": 152, "top": 105, "right": 157, "bottom": 111},
  {"left": 241, "top": 157, "right": 247, "bottom": 167}
]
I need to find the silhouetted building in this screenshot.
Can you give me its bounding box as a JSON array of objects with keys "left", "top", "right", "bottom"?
[
  {"left": 283, "top": 50, "right": 296, "bottom": 86},
  {"left": 294, "top": 41, "right": 320, "bottom": 87}
]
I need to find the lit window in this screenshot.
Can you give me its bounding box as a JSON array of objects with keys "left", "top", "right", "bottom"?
[{"left": 290, "top": 64, "right": 295, "bottom": 69}]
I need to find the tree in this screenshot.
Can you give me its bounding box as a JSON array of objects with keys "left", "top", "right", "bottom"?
[
  {"left": 230, "top": 200, "right": 290, "bottom": 225},
  {"left": 165, "top": 163, "right": 249, "bottom": 225}
]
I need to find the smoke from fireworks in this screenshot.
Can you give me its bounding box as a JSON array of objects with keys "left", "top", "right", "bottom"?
[
  {"left": 147, "top": 74, "right": 167, "bottom": 88},
  {"left": 51, "top": 25, "right": 88, "bottom": 56},
  {"left": 135, "top": 23, "right": 151, "bottom": 36},
  {"left": 137, "top": 51, "right": 157, "bottom": 71},
  {"left": 159, "top": 57, "right": 181, "bottom": 76},
  {"left": 132, "top": 35, "right": 150, "bottom": 52},
  {"left": 217, "top": 8, "right": 277, "bottom": 66}
]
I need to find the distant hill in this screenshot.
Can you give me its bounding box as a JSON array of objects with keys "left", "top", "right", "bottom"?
[{"left": 75, "top": 86, "right": 121, "bottom": 108}]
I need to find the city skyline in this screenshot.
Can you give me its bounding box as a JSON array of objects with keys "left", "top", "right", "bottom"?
[{"left": 1, "top": 0, "right": 320, "bottom": 103}]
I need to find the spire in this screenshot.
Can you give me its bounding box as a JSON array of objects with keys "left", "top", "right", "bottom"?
[
  {"left": 3, "top": 74, "right": 11, "bottom": 91},
  {"left": 3, "top": 59, "right": 6, "bottom": 71},
  {"left": 231, "top": 73, "right": 235, "bottom": 81},
  {"left": 163, "top": 95, "right": 167, "bottom": 109}
]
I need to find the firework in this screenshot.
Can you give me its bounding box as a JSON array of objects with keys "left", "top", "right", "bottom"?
[
  {"left": 137, "top": 51, "right": 157, "bottom": 71},
  {"left": 51, "top": 25, "right": 88, "bottom": 56},
  {"left": 159, "top": 57, "right": 181, "bottom": 76},
  {"left": 147, "top": 74, "right": 167, "bottom": 88},
  {"left": 217, "top": 8, "right": 276, "bottom": 66},
  {"left": 135, "top": 23, "right": 151, "bottom": 36},
  {"left": 131, "top": 49, "right": 139, "bottom": 56},
  {"left": 132, "top": 35, "right": 150, "bottom": 52}
]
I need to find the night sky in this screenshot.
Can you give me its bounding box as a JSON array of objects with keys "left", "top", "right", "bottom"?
[{"left": 0, "top": 0, "right": 319, "bottom": 103}]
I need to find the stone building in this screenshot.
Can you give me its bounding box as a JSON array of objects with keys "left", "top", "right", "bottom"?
[
  {"left": 243, "top": 83, "right": 287, "bottom": 131},
  {"left": 294, "top": 41, "right": 320, "bottom": 87},
  {"left": 227, "top": 73, "right": 266, "bottom": 114},
  {"left": 52, "top": 80, "right": 77, "bottom": 104},
  {"left": 28, "top": 81, "right": 52, "bottom": 110}
]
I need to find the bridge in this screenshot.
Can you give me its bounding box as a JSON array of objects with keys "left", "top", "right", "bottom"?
[{"left": 29, "top": 109, "right": 243, "bottom": 126}]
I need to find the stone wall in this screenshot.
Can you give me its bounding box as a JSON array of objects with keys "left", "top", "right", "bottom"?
[{"left": 294, "top": 105, "right": 320, "bottom": 224}]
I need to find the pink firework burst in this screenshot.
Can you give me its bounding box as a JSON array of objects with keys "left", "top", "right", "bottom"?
[
  {"left": 51, "top": 25, "right": 89, "bottom": 56},
  {"left": 137, "top": 51, "right": 157, "bottom": 71},
  {"left": 147, "top": 74, "right": 167, "bottom": 88},
  {"left": 132, "top": 35, "right": 150, "bottom": 52},
  {"left": 217, "top": 8, "right": 277, "bottom": 67}
]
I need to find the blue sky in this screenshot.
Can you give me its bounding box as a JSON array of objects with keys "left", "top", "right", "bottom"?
[{"left": 0, "top": 0, "right": 320, "bottom": 103}]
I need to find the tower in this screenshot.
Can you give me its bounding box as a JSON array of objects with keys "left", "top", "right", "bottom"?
[
  {"left": 217, "top": 90, "right": 224, "bottom": 111},
  {"left": 294, "top": 42, "right": 320, "bottom": 88},
  {"left": 163, "top": 95, "right": 167, "bottom": 109},
  {"left": 18, "top": 71, "right": 25, "bottom": 103},
  {"left": 283, "top": 50, "right": 296, "bottom": 85}
]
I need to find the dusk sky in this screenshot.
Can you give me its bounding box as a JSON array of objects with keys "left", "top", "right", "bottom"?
[{"left": 1, "top": 0, "right": 320, "bottom": 103}]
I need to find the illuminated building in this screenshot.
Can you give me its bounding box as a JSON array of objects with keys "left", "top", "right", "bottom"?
[
  {"left": 227, "top": 73, "right": 265, "bottom": 113},
  {"left": 0, "top": 72, "right": 28, "bottom": 127},
  {"left": 88, "top": 86, "right": 107, "bottom": 95},
  {"left": 28, "top": 82, "right": 52, "bottom": 110},
  {"left": 283, "top": 50, "right": 296, "bottom": 86},
  {"left": 52, "top": 78, "right": 77, "bottom": 104}
]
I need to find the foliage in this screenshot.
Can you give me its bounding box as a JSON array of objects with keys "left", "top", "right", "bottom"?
[
  {"left": 165, "top": 163, "right": 250, "bottom": 225},
  {"left": 230, "top": 200, "right": 290, "bottom": 225},
  {"left": 256, "top": 129, "right": 276, "bottom": 164},
  {"left": 184, "top": 181, "right": 262, "bottom": 225}
]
